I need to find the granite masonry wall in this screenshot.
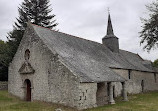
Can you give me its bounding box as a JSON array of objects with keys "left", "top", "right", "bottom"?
[
  {"left": 112, "top": 69, "right": 158, "bottom": 96},
  {"left": 77, "top": 83, "right": 97, "bottom": 109},
  {"left": 47, "top": 54, "right": 80, "bottom": 108}
]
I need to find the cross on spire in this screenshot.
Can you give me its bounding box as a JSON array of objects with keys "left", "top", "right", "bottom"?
[{"left": 108, "top": 7, "right": 110, "bottom": 15}]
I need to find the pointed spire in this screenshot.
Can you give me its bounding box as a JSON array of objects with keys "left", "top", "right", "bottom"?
[
  {"left": 102, "top": 11, "right": 119, "bottom": 53},
  {"left": 107, "top": 13, "right": 114, "bottom": 36}
]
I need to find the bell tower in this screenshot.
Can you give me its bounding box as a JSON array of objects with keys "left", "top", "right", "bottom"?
[{"left": 102, "top": 13, "right": 119, "bottom": 53}]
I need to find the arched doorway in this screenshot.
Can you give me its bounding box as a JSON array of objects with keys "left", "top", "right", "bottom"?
[{"left": 24, "top": 79, "right": 31, "bottom": 101}]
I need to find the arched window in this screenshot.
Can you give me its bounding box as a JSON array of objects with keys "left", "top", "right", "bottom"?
[{"left": 25, "top": 49, "right": 30, "bottom": 61}]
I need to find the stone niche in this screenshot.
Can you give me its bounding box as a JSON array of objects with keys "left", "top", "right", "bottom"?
[{"left": 19, "top": 61, "right": 35, "bottom": 74}]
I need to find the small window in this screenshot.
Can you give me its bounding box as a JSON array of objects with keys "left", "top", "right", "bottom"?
[
  {"left": 141, "top": 80, "right": 144, "bottom": 92},
  {"left": 84, "top": 96, "right": 86, "bottom": 100},
  {"left": 79, "top": 96, "right": 82, "bottom": 100},
  {"left": 154, "top": 73, "right": 157, "bottom": 83},
  {"left": 25, "top": 49, "right": 30, "bottom": 61},
  {"left": 107, "top": 82, "right": 110, "bottom": 96},
  {"left": 128, "top": 70, "right": 131, "bottom": 79}
]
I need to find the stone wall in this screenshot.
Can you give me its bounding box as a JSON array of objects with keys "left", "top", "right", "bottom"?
[
  {"left": 0, "top": 82, "right": 8, "bottom": 90},
  {"left": 47, "top": 55, "right": 80, "bottom": 108},
  {"left": 77, "top": 83, "right": 97, "bottom": 109},
  {"left": 75, "top": 82, "right": 109, "bottom": 110},
  {"left": 48, "top": 58, "right": 101, "bottom": 110},
  {"left": 112, "top": 69, "right": 158, "bottom": 96}
]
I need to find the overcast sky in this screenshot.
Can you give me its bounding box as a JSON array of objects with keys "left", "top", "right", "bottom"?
[{"left": 0, "top": 0, "right": 157, "bottom": 61}]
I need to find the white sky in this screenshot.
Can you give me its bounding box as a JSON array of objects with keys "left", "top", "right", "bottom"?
[{"left": 0, "top": 0, "right": 157, "bottom": 61}]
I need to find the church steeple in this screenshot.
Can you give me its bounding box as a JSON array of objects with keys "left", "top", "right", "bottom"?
[
  {"left": 102, "top": 13, "right": 119, "bottom": 53},
  {"left": 107, "top": 14, "right": 114, "bottom": 36}
]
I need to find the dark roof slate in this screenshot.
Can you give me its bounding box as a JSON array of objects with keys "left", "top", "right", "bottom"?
[{"left": 31, "top": 24, "right": 154, "bottom": 82}]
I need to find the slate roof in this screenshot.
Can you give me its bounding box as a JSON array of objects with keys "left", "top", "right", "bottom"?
[{"left": 30, "top": 24, "right": 155, "bottom": 83}]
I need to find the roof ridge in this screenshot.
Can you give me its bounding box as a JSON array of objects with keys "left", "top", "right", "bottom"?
[
  {"left": 31, "top": 23, "right": 102, "bottom": 46},
  {"left": 120, "top": 49, "right": 138, "bottom": 55},
  {"left": 120, "top": 49, "right": 144, "bottom": 61}
]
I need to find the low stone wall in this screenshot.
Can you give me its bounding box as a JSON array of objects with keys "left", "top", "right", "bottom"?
[{"left": 0, "top": 82, "right": 8, "bottom": 90}]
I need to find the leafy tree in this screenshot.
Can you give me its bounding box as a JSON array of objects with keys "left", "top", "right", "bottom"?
[
  {"left": 140, "top": 0, "right": 158, "bottom": 51},
  {"left": 153, "top": 59, "right": 158, "bottom": 67}
]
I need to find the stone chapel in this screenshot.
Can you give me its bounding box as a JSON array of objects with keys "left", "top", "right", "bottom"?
[{"left": 8, "top": 14, "right": 158, "bottom": 110}]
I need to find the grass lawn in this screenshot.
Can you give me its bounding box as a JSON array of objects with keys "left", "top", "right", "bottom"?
[{"left": 0, "top": 91, "right": 158, "bottom": 111}]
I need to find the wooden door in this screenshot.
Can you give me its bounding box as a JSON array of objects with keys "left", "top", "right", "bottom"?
[{"left": 26, "top": 80, "right": 31, "bottom": 101}]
